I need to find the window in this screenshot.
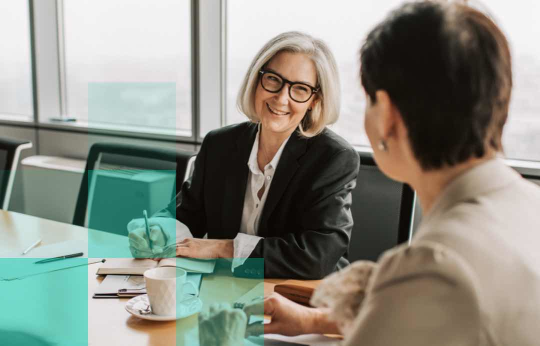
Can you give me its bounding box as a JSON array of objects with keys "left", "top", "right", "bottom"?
[
  {"left": 227, "top": 0, "right": 540, "bottom": 161},
  {"left": 0, "top": 1, "right": 33, "bottom": 120},
  {"left": 487, "top": 0, "right": 540, "bottom": 161},
  {"left": 61, "top": 0, "right": 191, "bottom": 135}
]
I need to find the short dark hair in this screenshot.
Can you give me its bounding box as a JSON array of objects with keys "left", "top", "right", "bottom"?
[{"left": 360, "top": 1, "right": 512, "bottom": 170}]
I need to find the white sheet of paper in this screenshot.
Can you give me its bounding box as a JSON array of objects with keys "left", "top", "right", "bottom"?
[
  {"left": 94, "top": 275, "right": 145, "bottom": 295},
  {"left": 264, "top": 334, "right": 340, "bottom": 345},
  {"left": 245, "top": 334, "right": 339, "bottom": 346}
]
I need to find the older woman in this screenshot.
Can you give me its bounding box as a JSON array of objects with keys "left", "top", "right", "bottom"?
[
  {"left": 246, "top": 1, "right": 540, "bottom": 345},
  {"left": 129, "top": 31, "right": 360, "bottom": 279}
]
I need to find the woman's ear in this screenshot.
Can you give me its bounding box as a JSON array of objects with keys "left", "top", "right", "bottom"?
[
  {"left": 309, "top": 96, "right": 320, "bottom": 111},
  {"left": 375, "top": 90, "right": 400, "bottom": 140}
]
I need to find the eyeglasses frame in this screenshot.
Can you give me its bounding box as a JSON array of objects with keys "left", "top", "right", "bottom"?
[{"left": 258, "top": 69, "right": 319, "bottom": 103}]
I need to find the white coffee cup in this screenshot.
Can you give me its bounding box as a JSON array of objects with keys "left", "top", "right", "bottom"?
[{"left": 144, "top": 267, "right": 199, "bottom": 316}]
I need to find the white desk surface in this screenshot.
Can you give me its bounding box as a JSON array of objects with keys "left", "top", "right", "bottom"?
[{"left": 0, "top": 210, "right": 335, "bottom": 345}]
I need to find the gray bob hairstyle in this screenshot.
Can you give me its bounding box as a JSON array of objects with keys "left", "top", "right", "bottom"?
[{"left": 237, "top": 31, "right": 341, "bottom": 138}]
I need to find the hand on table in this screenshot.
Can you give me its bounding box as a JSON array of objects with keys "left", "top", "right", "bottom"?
[
  {"left": 243, "top": 293, "right": 339, "bottom": 337},
  {"left": 175, "top": 238, "right": 233, "bottom": 259},
  {"left": 127, "top": 217, "right": 175, "bottom": 258},
  {"left": 198, "top": 303, "right": 248, "bottom": 346},
  {"left": 310, "top": 260, "right": 376, "bottom": 335}
]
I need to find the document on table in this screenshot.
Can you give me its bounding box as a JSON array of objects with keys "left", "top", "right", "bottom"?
[
  {"left": 244, "top": 316, "right": 339, "bottom": 345},
  {"left": 93, "top": 275, "right": 146, "bottom": 298},
  {"left": 245, "top": 334, "right": 339, "bottom": 345},
  {"left": 93, "top": 273, "right": 202, "bottom": 298}
]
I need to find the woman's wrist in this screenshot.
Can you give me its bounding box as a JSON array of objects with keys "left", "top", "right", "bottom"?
[
  {"left": 218, "top": 239, "right": 234, "bottom": 258},
  {"left": 303, "top": 308, "right": 340, "bottom": 335}
]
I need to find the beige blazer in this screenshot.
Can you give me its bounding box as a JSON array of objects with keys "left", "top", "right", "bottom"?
[{"left": 344, "top": 159, "right": 540, "bottom": 346}]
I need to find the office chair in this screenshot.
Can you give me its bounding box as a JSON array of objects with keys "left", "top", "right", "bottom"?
[
  {"left": 347, "top": 151, "right": 416, "bottom": 262},
  {"left": 73, "top": 142, "right": 196, "bottom": 236},
  {"left": 0, "top": 137, "right": 32, "bottom": 210}
]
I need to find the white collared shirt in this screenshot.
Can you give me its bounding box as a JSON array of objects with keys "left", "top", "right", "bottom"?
[{"left": 231, "top": 125, "right": 291, "bottom": 271}]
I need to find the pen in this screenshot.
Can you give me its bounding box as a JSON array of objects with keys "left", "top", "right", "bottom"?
[
  {"left": 34, "top": 252, "right": 84, "bottom": 264},
  {"left": 143, "top": 209, "right": 153, "bottom": 250},
  {"left": 22, "top": 238, "right": 42, "bottom": 255}
]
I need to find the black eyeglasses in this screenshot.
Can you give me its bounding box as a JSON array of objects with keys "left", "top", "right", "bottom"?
[{"left": 258, "top": 70, "right": 319, "bottom": 103}]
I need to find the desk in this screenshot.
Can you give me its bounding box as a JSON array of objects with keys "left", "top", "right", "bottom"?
[{"left": 0, "top": 211, "right": 317, "bottom": 346}]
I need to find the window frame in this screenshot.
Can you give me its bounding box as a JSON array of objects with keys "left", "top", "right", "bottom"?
[
  {"left": 0, "top": 0, "right": 539, "bottom": 166},
  {"left": 0, "top": 0, "right": 221, "bottom": 146}
]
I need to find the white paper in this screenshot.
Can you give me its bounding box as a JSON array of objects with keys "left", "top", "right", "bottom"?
[
  {"left": 245, "top": 334, "right": 340, "bottom": 346},
  {"left": 94, "top": 275, "right": 145, "bottom": 295},
  {"left": 264, "top": 334, "right": 340, "bottom": 345}
]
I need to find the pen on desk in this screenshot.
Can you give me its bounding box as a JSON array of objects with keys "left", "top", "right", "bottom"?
[
  {"left": 143, "top": 209, "right": 153, "bottom": 250},
  {"left": 21, "top": 238, "right": 42, "bottom": 255},
  {"left": 34, "top": 252, "right": 84, "bottom": 264}
]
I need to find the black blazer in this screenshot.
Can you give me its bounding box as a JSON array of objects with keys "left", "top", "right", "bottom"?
[{"left": 165, "top": 122, "right": 360, "bottom": 279}]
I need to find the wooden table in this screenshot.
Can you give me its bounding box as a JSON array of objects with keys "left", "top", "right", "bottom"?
[{"left": 0, "top": 210, "right": 311, "bottom": 346}]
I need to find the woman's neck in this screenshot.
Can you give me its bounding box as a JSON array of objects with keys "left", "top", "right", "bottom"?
[
  {"left": 259, "top": 126, "right": 293, "bottom": 157},
  {"left": 411, "top": 153, "right": 497, "bottom": 214}
]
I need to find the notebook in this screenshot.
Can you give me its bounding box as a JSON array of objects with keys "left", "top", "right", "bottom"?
[
  {"left": 96, "top": 257, "right": 216, "bottom": 275},
  {"left": 93, "top": 273, "right": 202, "bottom": 299}
]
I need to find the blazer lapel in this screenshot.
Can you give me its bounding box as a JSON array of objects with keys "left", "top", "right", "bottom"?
[
  {"left": 221, "top": 123, "right": 257, "bottom": 238},
  {"left": 258, "top": 130, "right": 307, "bottom": 237}
]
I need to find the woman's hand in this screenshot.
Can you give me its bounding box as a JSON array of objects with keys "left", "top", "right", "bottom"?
[
  {"left": 198, "top": 303, "right": 247, "bottom": 346},
  {"left": 310, "top": 260, "right": 376, "bottom": 335},
  {"left": 127, "top": 218, "right": 173, "bottom": 258},
  {"left": 175, "top": 238, "right": 234, "bottom": 259},
  {"left": 243, "top": 293, "right": 339, "bottom": 336}
]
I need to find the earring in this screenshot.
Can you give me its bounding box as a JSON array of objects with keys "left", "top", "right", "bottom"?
[
  {"left": 308, "top": 107, "right": 312, "bottom": 111},
  {"left": 377, "top": 139, "right": 388, "bottom": 152}
]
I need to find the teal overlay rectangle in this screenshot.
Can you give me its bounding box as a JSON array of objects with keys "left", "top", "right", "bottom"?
[
  {"left": 87, "top": 169, "right": 176, "bottom": 258},
  {"left": 88, "top": 82, "right": 176, "bottom": 129},
  {"left": 0, "top": 258, "right": 88, "bottom": 346},
  {"left": 178, "top": 258, "right": 264, "bottom": 346}
]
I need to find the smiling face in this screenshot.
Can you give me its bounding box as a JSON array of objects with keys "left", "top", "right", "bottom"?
[{"left": 254, "top": 51, "right": 318, "bottom": 140}]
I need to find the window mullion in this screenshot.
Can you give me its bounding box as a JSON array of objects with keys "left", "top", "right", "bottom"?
[
  {"left": 197, "top": 0, "right": 225, "bottom": 139},
  {"left": 30, "top": 0, "right": 62, "bottom": 123}
]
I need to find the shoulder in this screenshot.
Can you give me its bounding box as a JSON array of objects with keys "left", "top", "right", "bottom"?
[
  {"left": 203, "top": 121, "right": 257, "bottom": 146},
  {"left": 371, "top": 241, "right": 481, "bottom": 300},
  {"left": 304, "top": 128, "right": 359, "bottom": 165},
  {"left": 344, "top": 242, "right": 486, "bottom": 345},
  {"left": 307, "top": 127, "right": 356, "bottom": 154}
]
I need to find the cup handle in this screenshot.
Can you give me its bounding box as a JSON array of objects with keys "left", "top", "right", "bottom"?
[{"left": 182, "top": 281, "right": 199, "bottom": 297}]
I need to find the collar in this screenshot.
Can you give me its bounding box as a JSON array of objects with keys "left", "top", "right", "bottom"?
[{"left": 247, "top": 123, "right": 292, "bottom": 174}]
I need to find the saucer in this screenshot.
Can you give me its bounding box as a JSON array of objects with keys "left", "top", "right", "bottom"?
[{"left": 125, "top": 294, "right": 202, "bottom": 321}]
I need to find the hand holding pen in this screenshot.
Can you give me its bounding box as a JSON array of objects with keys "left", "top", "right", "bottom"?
[
  {"left": 127, "top": 213, "right": 172, "bottom": 258},
  {"left": 143, "top": 210, "right": 153, "bottom": 250}
]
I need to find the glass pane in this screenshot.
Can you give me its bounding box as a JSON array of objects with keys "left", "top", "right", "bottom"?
[
  {"left": 63, "top": 0, "right": 191, "bottom": 134},
  {"left": 487, "top": 0, "right": 540, "bottom": 161},
  {"left": 228, "top": 0, "right": 540, "bottom": 161},
  {"left": 0, "top": 1, "right": 33, "bottom": 118}
]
